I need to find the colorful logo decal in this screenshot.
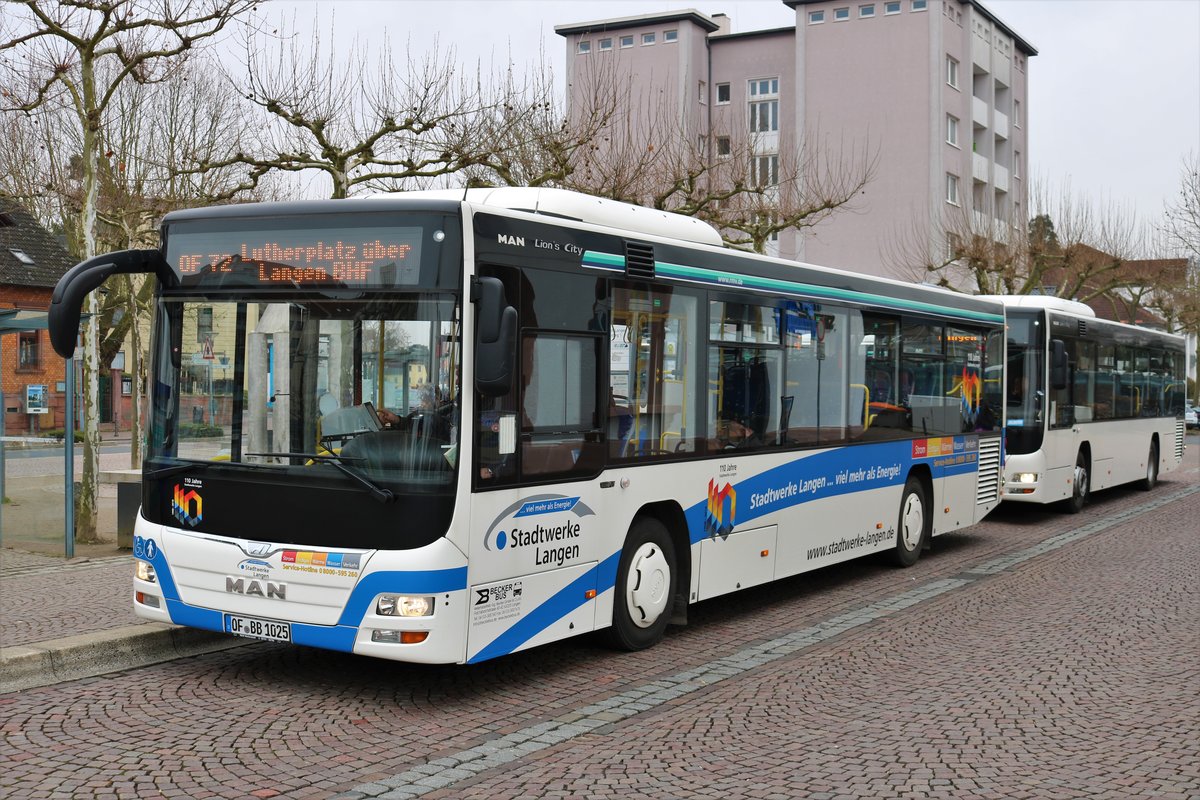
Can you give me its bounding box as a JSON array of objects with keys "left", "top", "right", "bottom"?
[
  {"left": 171, "top": 483, "right": 203, "bottom": 527},
  {"left": 705, "top": 479, "right": 737, "bottom": 539},
  {"left": 280, "top": 550, "right": 361, "bottom": 570}
]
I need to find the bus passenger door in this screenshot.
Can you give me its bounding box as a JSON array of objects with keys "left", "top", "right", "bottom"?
[{"left": 467, "top": 266, "right": 610, "bottom": 661}]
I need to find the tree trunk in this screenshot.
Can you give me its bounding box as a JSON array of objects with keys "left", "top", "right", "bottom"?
[{"left": 75, "top": 64, "right": 101, "bottom": 544}]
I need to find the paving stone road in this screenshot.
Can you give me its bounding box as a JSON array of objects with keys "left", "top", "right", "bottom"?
[{"left": 0, "top": 452, "right": 1196, "bottom": 800}]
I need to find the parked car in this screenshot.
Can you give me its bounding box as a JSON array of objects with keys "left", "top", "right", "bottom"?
[{"left": 1187, "top": 403, "right": 1199, "bottom": 430}]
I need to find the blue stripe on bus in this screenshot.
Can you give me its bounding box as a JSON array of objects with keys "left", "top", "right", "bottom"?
[{"left": 467, "top": 550, "right": 623, "bottom": 664}]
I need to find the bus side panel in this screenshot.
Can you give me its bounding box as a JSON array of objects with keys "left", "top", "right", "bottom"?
[{"left": 466, "top": 561, "right": 598, "bottom": 663}]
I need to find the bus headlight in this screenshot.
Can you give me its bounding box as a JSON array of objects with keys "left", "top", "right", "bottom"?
[
  {"left": 1014, "top": 472, "right": 1038, "bottom": 484},
  {"left": 377, "top": 595, "right": 434, "bottom": 617},
  {"left": 135, "top": 561, "right": 157, "bottom": 583}
]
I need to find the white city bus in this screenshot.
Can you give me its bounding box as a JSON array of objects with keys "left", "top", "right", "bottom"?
[
  {"left": 50, "top": 188, "right": 1007, "bottom": 664},
  {"left": 989, "top": 295, "right": 1188, "bottom": 512}
]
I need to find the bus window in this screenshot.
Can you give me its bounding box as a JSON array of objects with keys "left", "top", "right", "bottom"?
[
  {"left": 946, "top": 327, "right": 991, "bottom": 432},
  {"left": 521, "top": 333, "right": 602, "bottom": 476},
  {"left": 804, "top": 306, "right": 850, "bottom": 444},
  {"left": 610, "top": 286, "right": 699, "bottom": 458},
  {"left": 708, "top": 300, "right": 782, "bottom": 451},
  {"left": 857, "top": 314, "right": 906, "bottom": 437}
]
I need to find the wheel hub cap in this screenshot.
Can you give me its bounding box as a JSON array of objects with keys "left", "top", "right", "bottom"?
[
  {"left": 626, "top": 543, "right": 670, "bottom": 629},
  {"left": 902, "top": 494, "right": 924, "bottom": 550}
]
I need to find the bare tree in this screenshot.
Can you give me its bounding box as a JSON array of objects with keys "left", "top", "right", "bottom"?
[
  {"left": 0, "top": 0, "right": 256, "bottom": 542},
  {"left": 470, "top": 56, "right": 875, "bottom": 255},
  {"left": 189, "top": 21, "right": 508, "bottom": 199},
  {"left": 893, "top": 177, "right": 1155, "bottom": 302}
]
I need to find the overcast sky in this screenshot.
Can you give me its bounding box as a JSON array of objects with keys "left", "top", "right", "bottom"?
[{"left": 275, "top": 0, "right": 1199, "bottom": 230}]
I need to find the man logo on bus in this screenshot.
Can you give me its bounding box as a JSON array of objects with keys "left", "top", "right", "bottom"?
[
  {"left": 172, "top": 484, "right": 203, "bottom": 527},
  {"left": 705, "top": 479, "right": 737, "bottom": 539}
]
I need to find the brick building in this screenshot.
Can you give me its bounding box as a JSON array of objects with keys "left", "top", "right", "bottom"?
[{"left": 0, "top": 201, "right": 75, "bottom": 435}]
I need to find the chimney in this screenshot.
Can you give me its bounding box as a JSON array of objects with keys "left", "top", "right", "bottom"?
[{"left": 711, "top": 13, "right": 731, "bottom": 35}]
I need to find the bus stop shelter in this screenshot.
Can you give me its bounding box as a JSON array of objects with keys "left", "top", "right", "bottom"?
[{"left": 0, "top": 308, "right": 79, "bottom": 557}]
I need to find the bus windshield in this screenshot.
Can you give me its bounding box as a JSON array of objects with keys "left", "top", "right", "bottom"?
[
  {"left": 144, "top": 294, "right": 461, "bottom": 546},
  {"left": 1005, "top": 311, "right": 1044, "bottom": 454}
]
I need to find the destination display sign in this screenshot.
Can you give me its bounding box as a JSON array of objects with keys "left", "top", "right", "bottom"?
[{"left": 166, "top": 221, "right": 426, "bottom": 289}]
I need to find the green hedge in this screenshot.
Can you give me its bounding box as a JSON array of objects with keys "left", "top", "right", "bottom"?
[{"left": 179, "top": 422, "right": 224, "bottom": 439}]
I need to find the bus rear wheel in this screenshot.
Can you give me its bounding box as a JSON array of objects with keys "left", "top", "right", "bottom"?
[
  {"left": 1140, "top": 440, "right": 1159, "bottom": 491},
  {"left": 1064, "top": 453, "right": 1089, "bottom": 514},
  {"left": 604, "top": 517, "right": 676, "bottom": 651},
  {"left": 891, "top": 476, "right": 929, "bottom": 567}
]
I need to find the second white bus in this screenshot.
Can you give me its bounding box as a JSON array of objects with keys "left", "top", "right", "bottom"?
[{"left": 991, "top": 295, "right": 1188, "bottom": 512}]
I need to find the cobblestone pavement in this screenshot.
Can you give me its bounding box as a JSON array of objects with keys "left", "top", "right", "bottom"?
[
  {"left": 0, "top": 551, "right": 136, "bottom": 647},
  {"left": 0, "top": 453, "right": 1196, "bottom": 799}
]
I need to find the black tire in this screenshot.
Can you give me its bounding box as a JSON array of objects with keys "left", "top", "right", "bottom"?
[
  {"left": 891, "top": 475, "right": 929, "bottom": 567},
  {"left": 1063, "top": 452, "right": 1089, "bottom": 514},
  {"left": 1139, "top": 440, "right": 1159, "bottom": 491},
  {"left": 603, "top": 517, "right": 677, "bottom": 651}
]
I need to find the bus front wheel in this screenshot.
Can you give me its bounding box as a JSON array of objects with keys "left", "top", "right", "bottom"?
[
  {"left": 1140, "top": 440, "right": 1159, "bottom": 491},
  {"left": 1064, "top": 452, "right": 1089, "bottom": 514},
  {"left": 891, "top": 476, "right": 929, "bottom": 567},
  {"left": 604, "top": 517, "right": 677, "bottom": 651}
]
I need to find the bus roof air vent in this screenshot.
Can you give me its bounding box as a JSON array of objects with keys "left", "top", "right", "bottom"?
[
  {"left": 1078, "top": 319, "right": 1087, "bottom": 336},
  {"left": 625, "top": 241, "right": 656, "bottom": 279}
]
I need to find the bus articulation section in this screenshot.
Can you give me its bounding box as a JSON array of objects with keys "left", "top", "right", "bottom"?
[
  {"left": 50, "top": 188, "right": 1007, "bottom": 665},
  {"left": 988, "top": 295, "right": 1187, "bottom": 512}
]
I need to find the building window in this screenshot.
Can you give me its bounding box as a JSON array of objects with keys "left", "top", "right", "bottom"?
[
  {"left": 748, "top": 77, "right": 780, "bottom": 134},
  {"left": 946, "top": 114, "right": 959, "bottom": 146},
  {"left": 577, "top": 40, "right": 591, "bottom": 54},
  {"left": 642, "top": 32, "right": 656, "bottom": 45},
  {"left": 752, "top": 154, "right": 780, "bottom": 186},
  {"left": 946, "top": 173, "right": 960, "bottom": 206},
  {"left": 699, "top": 81, "right": 707, "bottom": 104},
  {"left": 749, "top": 100, "right": 778, "bottom": 133},
  {"left": 9, "top": 248, "right": 34, "bottom": 265},
  {"left": 885, "top": 1, "right": 901, "bottom": 13},
  {"left": 17, "top": 330, "right": 39, "bottom": 369},
  {"left": 599, "top": 38, "right": 612, "bottom": 51},
  {"left": 834, "top": 7, "right": 850, "bottom": 21},
  {"left": 716, "top": 83, "right": 730, "bottom": 104},
  {"left": 664, "top": 29, "right": 678, "bottom": 42},
  {"left": 717, "top": 136, "right": 731, "bottom": 157},
  {"left": 749, "top": 78, "right": 779, "bottom": 97},
  {"left": 946, "top": 55, "right": 959, "bottom": 89},
  {"left": 912, "top": 0, "right": 927, "bottom": 10},
  {"left": 860, "top": 4, "right": 875, "bottom": 18},
  {"left": 1014, "top": 150, "right": 1021, "bottom": 178},
  {"left": 809, "top": 10, "right": 825, "bottom": 23},
  {"left": 1013, "top": 98, "right": 1022, "bottom": 127},
  {"left": 620, "top": 35, "right": 634, "bottom": 49}
]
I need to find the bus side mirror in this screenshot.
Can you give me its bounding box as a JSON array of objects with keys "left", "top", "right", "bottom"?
[
  {"left": 1050, "top": 339, "right": 1068, "bottom": 391},
  {"left": 48, "top": 249, "right": 174, "bottom": 358},
  {"left": 472, "top": 277, "right": 516, "bottom": 397}
]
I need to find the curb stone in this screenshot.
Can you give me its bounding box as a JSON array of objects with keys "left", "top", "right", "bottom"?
[{"left": 0, "top": 623, "right": 248, "bottom": 693}]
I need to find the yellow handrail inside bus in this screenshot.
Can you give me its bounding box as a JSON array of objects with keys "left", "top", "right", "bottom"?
[{"left": 851, "top": 383, "right": 873, "bottom": 429}]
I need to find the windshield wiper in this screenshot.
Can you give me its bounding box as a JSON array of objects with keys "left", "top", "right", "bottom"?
[
  {"left": 144, "top": 459, "right": 225, "bottom": 480},
  {"left": 247, "top": 452, "right": 395, "bottom": 504}
]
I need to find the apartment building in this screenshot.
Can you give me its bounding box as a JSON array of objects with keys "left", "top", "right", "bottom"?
[{"left": 555, "top": 1, "right": 1035, "bottom": 282}]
